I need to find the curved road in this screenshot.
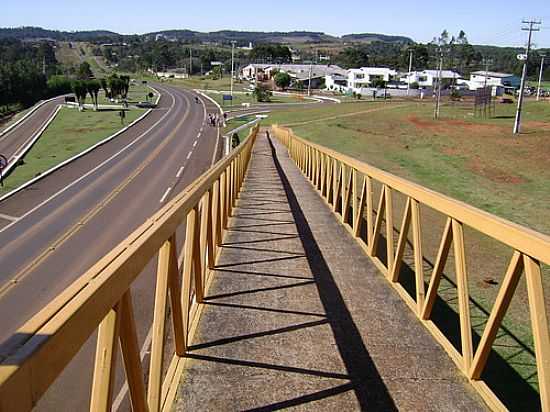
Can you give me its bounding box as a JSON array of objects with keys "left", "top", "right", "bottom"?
[
  {"left": 0, "top": 84, "right": 224, "bottom": 410},
  {"left": 0, "top": 84, "right": 329, "bottom": 410},
  {"left": 0, "top": 97, "right": 65, "bottom": 168}
]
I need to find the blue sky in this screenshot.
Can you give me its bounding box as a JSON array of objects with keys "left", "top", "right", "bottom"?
[{"left": 2, "top": 0, "right": 549, "bottom": 47}]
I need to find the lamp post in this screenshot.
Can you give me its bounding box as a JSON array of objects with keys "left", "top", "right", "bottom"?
[{"left": 230, "top": 41, "right": 236, "bottom": 99}]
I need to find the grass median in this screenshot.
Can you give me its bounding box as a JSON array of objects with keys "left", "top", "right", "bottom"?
[{"left": 0, "top": 106, "right": 144, "bottom": 195}]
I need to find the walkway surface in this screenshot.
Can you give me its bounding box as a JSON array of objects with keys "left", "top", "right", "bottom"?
[{"left": 174, "top": 131, "right": 485, "bottom": 411}]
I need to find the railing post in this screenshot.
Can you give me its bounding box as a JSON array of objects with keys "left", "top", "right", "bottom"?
[
  {"left": 451, "top": 219, "right": 473, "bottom": 372},
  {"left": 119, "top": 291, "right": 148, "bottom": 412},
  {"left": 90, "top": 303, "right": 121, "bottom": 412},
  {"left": 524, "top": 255, "right": 550, "bottom": 411}
]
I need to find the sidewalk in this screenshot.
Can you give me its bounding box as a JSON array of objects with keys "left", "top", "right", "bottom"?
[{"left": 174, "top": 130, "right": 485, "bottom": 411}]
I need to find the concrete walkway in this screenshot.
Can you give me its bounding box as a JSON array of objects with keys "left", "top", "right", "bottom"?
[{"left": 175, "top": 131, "right": 485, "bottom": 411}]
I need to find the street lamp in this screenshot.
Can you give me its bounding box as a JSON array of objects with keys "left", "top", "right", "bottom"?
[{"left": 230, "top": 41, "right": 236, "bottom": 99}]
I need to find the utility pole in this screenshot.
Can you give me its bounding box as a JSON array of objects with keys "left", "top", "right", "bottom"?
[
  {"left": 189, "top": 48, "right": 192, "bottom": 77},
  {"left": 513, "top": 20, "right": 541, "bottom": 134},
  {"left": 482, "top": 58, "right": 493, "bottom": 88},
  {"left": 307, "top": 63, "right": 313, "bottom": 96},
  {"left": 434, "top": 41, "right": 443, "bottom": 119},
  {"left": 537, "top": 54, "right": 546, "bottom": 101},
  {"left": 230, "top": 41, "right": 236, "bottom": 99},
  {"left": 406, "top": 49, "right": 413, "bottom": 96}
]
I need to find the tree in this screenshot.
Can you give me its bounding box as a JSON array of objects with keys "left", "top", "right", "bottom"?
[
  {"left": 99, "top": 78, "right": 109, "bottom": 98},
  {"left": 119, "top": 75, "right": 130, "bottom": 98},
  {"left": 86, "top": 79, "right": 101, "bottom": 110},
  {"left": 274, "top": 72, "right": 291, "bottom": 90},
  {"left": 250, "top": 44, "right": 291, "bottom": 63},
  {"left": 252, "top": 84, "right": 272, "bottom": 102},
  {"left": 46, "top": 75, "right": 72, "bottom": 97},
  {"left": 77, "top": 61, "right": 93, "bottom": 80},
  {"left": 71, "top": 80, "right": 88, "bottom": 110}
]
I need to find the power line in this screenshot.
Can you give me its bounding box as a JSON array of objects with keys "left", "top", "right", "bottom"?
[{"left": 513, "top": 19, "right": 541, "bottom": 134}]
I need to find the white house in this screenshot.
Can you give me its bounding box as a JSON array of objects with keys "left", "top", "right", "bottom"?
[
  {"left": 156, "top": 68, "right": 188, "bottom": 79},
  {"left": 240, "top": 64, "right": 347, "bottom": 88},
  {"left": 400, "top": 70, "right": 461, "bottom": 88},
  {"left": 468, "top": 71, "right": 521, "bottom": 90},
  {"left": 347, "top": 67, "right": 397, "bottom": 91},
  {"left": 325, "top": 73, "right": 348, "bottom": 92},
  {"left": 240, "top": 64, "right": 271, "bottom": 80}
]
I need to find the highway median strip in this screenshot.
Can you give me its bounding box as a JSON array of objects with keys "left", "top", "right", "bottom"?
[{"left": 0, "top": 86, "right": 161, "bottom": 203}]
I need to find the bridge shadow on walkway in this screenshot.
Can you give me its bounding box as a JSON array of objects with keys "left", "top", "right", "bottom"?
[{"left": 175, "top": 131, "right": 485, "bottom": 411}]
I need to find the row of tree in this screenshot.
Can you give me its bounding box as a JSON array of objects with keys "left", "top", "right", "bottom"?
[{"left": 71, "top": 71, "right": 131, "bottom": 110}]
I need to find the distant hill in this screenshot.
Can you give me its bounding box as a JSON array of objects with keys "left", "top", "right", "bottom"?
[
  {"left": 341, "top": 33, "right": 414, "bottom": 44},
  {"left": 0, "top": 26, "right": 120, "bottom": 41},
  {"left": 0, "top": 26, "right": 411, "bottom": 45},
  {"left": 145, "top": 30, "right": 339, "bottom": 44}
]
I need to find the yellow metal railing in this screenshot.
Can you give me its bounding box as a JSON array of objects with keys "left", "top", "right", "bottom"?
[
  {"left": 0, "top": 125, "right": 259, "bottom": 412},
  {"left": 272, "top": 124, "right": 550, "bottom": 412}
]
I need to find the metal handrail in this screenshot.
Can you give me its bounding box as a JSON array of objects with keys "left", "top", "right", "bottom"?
[
  {"left": 272, "top": 124, "right": 550, "bottom": 412},
  {"left": 0, "top": 125, "right": 259, "bottom": 412}
]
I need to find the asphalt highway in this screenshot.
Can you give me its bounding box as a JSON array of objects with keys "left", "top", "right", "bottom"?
[
  {"left": 0, "top": 97, "right": 65, "bottom": 168},
  {"left": 0, "top": 84, "right": 327, "bottom": 410},
  {"left": 0, "top": 84, "right": 223, "bottom": 410}
]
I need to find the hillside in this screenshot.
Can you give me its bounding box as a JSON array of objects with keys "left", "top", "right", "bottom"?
[
  {"left": 0, "top": 26, "right": 119, "bottom": 41},
  {"left": 341, "top": 33, "right": 414, "bottom": 44},
  {"left": 0, "top": 26, "right": 409, "bottom": 45}
]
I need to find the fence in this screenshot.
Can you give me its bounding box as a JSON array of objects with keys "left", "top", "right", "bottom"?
[
  {"left": 272, "top": 124, "right": 550, "bottom": 412},
  {"left": 0, "top": 125, "right": 259, "bottom": 412}
]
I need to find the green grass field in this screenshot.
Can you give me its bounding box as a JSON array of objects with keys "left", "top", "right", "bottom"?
[
  {"left": 0, "top": 107, "right": 143, "bottom": 195},
  {"left": 161, "top": 75, "right": 250, "bottom": 92},
  {"left": 207, "top": 91, "right": 307, "bottom": 107},
  {"left": 94, "top": 82, "right": 154, "bottom": 106},
  {"left": 265, "top": 98, "right": 550, "bottom": 408}
]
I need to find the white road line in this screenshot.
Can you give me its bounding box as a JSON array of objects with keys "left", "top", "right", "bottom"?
[
  {"left": 112, "top": 326, "right": 154, "bottom": 411},
  {"left": 176, "top": 166, "right": 184, "bottom": 178},
  {"left": 186, "top": 151, "right": 192, "bottom": 160},
  {"left": 0, "top": 88, "right": 177, "bottom": 235},
  {"left": 159, "top": 187, "right": 172, "bottom": 203},
  {"left": 193, "top": 140, "right": 198, "bottom": 147},
  {"left": 197, "top": 131, "right": 202, "bottom": 138},
  {"left": 0, "top": 213, "right": 19, "bottom": 222}
]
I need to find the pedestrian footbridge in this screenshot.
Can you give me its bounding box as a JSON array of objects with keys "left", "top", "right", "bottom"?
[{"left": 0, "top": 126, "right": 549, "bottom": 411}]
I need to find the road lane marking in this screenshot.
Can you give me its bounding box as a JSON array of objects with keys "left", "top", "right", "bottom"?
[
  {"left": 193, "top": 140, "right": 198, "bottom": 147},
  {"left": 112, "top": 325, "right": 154, "bottom": 411},
  {"left": 186, "top": 151, "right": 192, "bottom": 160},
  {"left": 159, "top": 187, "right": 172, "bottom": 203},
  {"left": 0, "top": 88, "right": 177, "bottom": 237},
  {"left": 0, "top": 213, "right": 19, "bottom": 222},
  {"left": 176, "top": 166, "right": 184, "bottom": 178},
  {"left": 0, "top": 87, "right": 199, "bottom": 297}
]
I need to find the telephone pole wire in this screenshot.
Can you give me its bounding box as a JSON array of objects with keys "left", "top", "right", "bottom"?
[{"left": 513, "top": 19, "right": 541, "bottom": 134}]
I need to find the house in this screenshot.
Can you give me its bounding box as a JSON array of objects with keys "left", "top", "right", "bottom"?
[
  {"left": 240, "top": 64, "right": 271, "bottom": 80},
  {"left": 325, "top": 73, "right": 348, "bottom": 92},
  {"left": 400, "top": 70, "right": 462, "bottom": 88},
  {"left": 156, "top": 68, "right": 188, "bottom": 79},
  {"left": 240, "top": 64, "right": 347, "bottom": 89},
  {"left": 347, "top": 67, "right": 397, "bottom": 91},
  {"left": 468, "top": 71, "right": 521, "bottom": 90}
]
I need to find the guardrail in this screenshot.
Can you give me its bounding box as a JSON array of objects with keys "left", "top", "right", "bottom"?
[
  {"left": 0, "top": 125, "right": 259, "bottom": 412},
  {"left": 272, "top": 125, "right": 550, "bottom": 412}
]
